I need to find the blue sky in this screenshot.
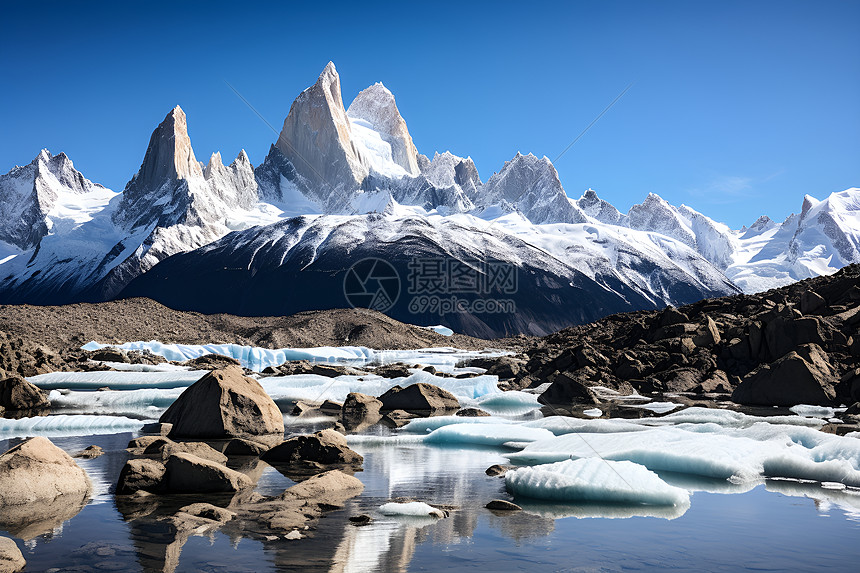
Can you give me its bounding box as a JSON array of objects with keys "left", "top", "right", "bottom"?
[{"left": 1, "top": 0, "right": 857, "bottom": 228}]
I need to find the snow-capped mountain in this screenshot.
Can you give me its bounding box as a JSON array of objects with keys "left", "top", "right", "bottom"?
[
  {"left": 120, "top": 204, "right": 736, "bottom": 337},
  {"left": 0, "top": 61, "right": 856, "bottom": 336}
]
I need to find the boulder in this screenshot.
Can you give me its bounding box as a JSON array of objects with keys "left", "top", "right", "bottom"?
[
  {"left": 764, "top": 316, "right": 826, "bottom": 360},
  {"left": 466, "top": 356, "right": 526, "bottom": 380},
  {"left": 74, "top": 445, "right": 104, "bottom": 459},
  {"left": 456, "top": 407, "right": 490, "bottom": 417},
  {"left": 380, "top": 409, "right": 419, "bottom": 428},
  {"left": 658, "top": 306, "right": 688, "bottom": 327},
  {"left": 140, "top": 422, "right": 173, "bottom": 435},
  {"left": 89, "top": 347, "right": 128, "bottom": 363},
  {"left": 0, "top": 537, "right": 25, "bottom": 573},
  {"left": 116, "top": 458, "right": 167, "bottom": 495},
  {"left": 0, "top": 437, "right": 91, "bottom": 506},
  {"left": 800, "top": 290, "right": 827, "bottom": 315},
  {"left": 341, "top": 392, "right": 382, "bottom": 430},
  {"left": 692, "top": 316, "right": 721, "bottom": 347},
  {"left": 143, "top": 438, "right": 228, "bottom": 464},
  {"left": 224, "top": 437, "right": 271, "bottom": 457},
  {"left": 263, "top": 360, "right": 365, "bottom": 377},
  {"left": 378, "top": 382, "right": 459, "bottom": 413},
  {"left": 162, "top": 453, "right": 252, "bottom": 493},
  {"left": 262, "top": 429, "right": 362, "bottom": 465},
  {"left": 538, "top": 371, "right": 599, "bottom": 406},
  {"left": 0, "top": 376, "right": 49, "bottom": 410},
  {"left": 732, "top": 344, "right": 837, "bottom": 406},
  {"left": 180, "top": 353, "right": 241, "bottom": 370},
  {"left": 160, "top": 366, "right": 284, "bottom": 438},
  {"left": 486, "top": 499, "right": 522, "bottom": 511},
  {"left": 373, "top": 363, "right": 414, "bottom": 379}
]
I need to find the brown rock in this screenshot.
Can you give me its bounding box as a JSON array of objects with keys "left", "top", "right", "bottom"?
[
  {"left": 485, "top": 464, "right": 511, "bottom": 476},
  {"left": 74, "top": 445, "right": 104, "bottom": 459},
  {"left": 0, "top": 376, "right": 49, "bottom": 410},
  {"left": 341, "top": 392, "right": 383, "bottom": 430},
  {"left": 0, "top": 537, "right": 25, "bottom": 573},
  {"left": 180, "top": 353, "right": 241, "bottom": 370},
  {"left": 380, "top": 409, "right": 419, "bottom": 428},
  {"left": 486, "top": 499, "right": 522, "bottom": 511},
  {"left": 456, "top": 407, "right": 491, "bottom": 417},
  {"left": 0, "top": 437, "right": 91, "bottom": 506},
  {"left": 800, "top": 290, "right": 827, "bottom": 315},
  {"left": 162, "top": 453, "right": 252, "bottom": 493},
  {"left": 538, "top": 371, "right": 599, "bottom": 406},
  {"left": 262, "top": 429, "right": 363, "bottom": 465},
  {"left": 143, "top": 439, "right": 228, "bottom": 464},
  {"left": 159, "top": 366, "right": 284, "bottom": 438},
  {"left": 223, "top": 437, "right": 271, "bottom": 457},
  {"left": 116, "top": 458, "right": 167, "bottom": 495},
  {"left": 378, "top": 382, "right": 460, "bottom": 413},
  {"left": 373, "top": 363, "right": 414, "bottom": 379}
]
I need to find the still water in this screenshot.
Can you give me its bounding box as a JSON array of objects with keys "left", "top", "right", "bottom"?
[{"left": 1, "top": 428, "right": 859, "bottom": 573}]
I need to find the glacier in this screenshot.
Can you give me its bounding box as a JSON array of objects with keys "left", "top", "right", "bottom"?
[{"left": 81, "top": 340, "right": 505, "bottom": 372}]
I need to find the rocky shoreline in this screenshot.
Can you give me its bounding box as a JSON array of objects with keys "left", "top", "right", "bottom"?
[{"left": 2, "top": 266, "right": 860, "bottom": 571}]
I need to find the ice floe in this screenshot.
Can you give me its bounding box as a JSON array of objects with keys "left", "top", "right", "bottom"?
[
  {"left": 28, "top": 370, "right": 208, "bottom": 390},
  {"left": 0, "top": 414, "right": 150, "bottom": 438},
  {"left": 424, "top": 424, "right": 555, "bottom": 447},
  {"left": 378, "top": 502, "right": 446, "bottom": 518},
  {"left": 505, "top": 458, "right": 690, "bottom": 507}
]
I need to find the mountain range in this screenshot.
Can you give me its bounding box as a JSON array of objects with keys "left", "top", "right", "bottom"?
[{"left": 1, "top": 62, "right": 857, "bottom": 337}]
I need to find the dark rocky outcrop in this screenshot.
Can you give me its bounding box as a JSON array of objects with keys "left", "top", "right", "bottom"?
[
  {"left": 378, "top": 382, "right": 459, "bottom": 413},
  {"left": 0, "top": 376, "right": 49, "bottom": 410},
  {"left": 180, "top": 353, "right": 241, "bottom": 370},
  {"left": 159, "top": 366, "right": 284, "bottom": 438},
  {"left": 263, "top": 360, "right": 366, "bottom": 378},
  {"left": 732, "top": 344, "right": 838, "bottom": 406},
  {"left": 516, "top": 264, "right": 860, "bottom": 408}
]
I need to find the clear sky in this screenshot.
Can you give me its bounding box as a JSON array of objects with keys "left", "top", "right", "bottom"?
[{"left": 1, "top": 0, "right": 857, "bottom": 228}]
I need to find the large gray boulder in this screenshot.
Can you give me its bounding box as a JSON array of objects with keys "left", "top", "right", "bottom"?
[
  {"left": 0, "top": 537, "right": 25, "bottom": 573},
  {"left": 0, "top": 376, "right": 49, "bottom": 410},
  {"left": 378, "top": 382, "right": 459, "bottom": 413},
  {"left": 733, "top": 343, "right": 837, "bottom": 406},
  {"left": 160, "top": 366, "right": 284, "bottom": 438},
  {"left": 0, "top": 437, "right": 91, "bottom": 506},
  {"left": 163, "top": 453, "right": 253, "bottom": 493}
]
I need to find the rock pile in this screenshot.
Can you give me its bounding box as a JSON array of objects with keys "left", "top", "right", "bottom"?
[{"left": 511, "top": 264, "right": 860, "bottom": 407}]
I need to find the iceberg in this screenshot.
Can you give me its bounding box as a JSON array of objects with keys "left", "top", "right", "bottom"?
[
  {"left": 27, "top": 370, "right": 208, "bottom": 390},
  {"left": 0, "top": 414, "right": 150, "bottom": 438},
  {"left": 506, "top": 458, "right": 690, "bottom": 507},
  {"left": 507, "top": 422, "right": 860, "bottom": 486},
  {"left": 424, "top": 423, "right": 555, "bottom": 447},
  {"left": 48, "top": 388, "right": 183, "bottom": 417}
]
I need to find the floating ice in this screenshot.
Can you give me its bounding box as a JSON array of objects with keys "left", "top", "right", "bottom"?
[
  {"left": 27, "top": 370, "right": 208, "bottom": 390},
  {"left": 507, "top": 421, "right": 860, "bottom": 486},
  {"left": 790, "top": 404, "right": 838, "bottom": 418},
  {"left": 48, "top": 388, "right": 183, "bottom": 416},
  {"left": 506, "top": 458, "right": 690, "bottom": 506},
  {"left": 401, "top": 416, "right": 513, "bottom": 434},
  {"left": 262, "top": 371, "right": 503, "bottom": 405},
  {"left": 473, "top": 391, "right": 540, "bottom": 411},
  {"left": 0, "top": 414, "right": 150, "bottom": 438},
  {"left": 583, "top": 408, "right": 603, "bottom": 417},
  {"left": 378, "top": 501, "right": 446, "bottom": 518},
  {"left": 424, "top": 423, "right": 555, "bottom": 447},
  {"left": 82, "top": 341, "right": 505, "bottom": 372},
  {"left": 522, "top": 417, "right": 650, "bottom": 435},
  {"left": 644, "top": 407, "right": 825, "bottom": 429},
  {"left": 94, "top": 361, "right": 191, "bottom": 372},
  {"left": 624, "top": 402, "right": 682, "bottom": 414}
]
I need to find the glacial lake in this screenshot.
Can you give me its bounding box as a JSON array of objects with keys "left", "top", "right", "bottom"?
[{"left": 2, "top": 425, "right": 859, "bottom": 572}]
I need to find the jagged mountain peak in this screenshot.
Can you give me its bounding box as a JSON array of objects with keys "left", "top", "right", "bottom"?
[
  {"left": 275, "top": 62, "right": 368, "bottom": 208},
  {"left": 347, "top": 81, "right": 419, "bottom": 176},
  {"left": 576, "top": 188, "right": 625, "bottom": 225}
]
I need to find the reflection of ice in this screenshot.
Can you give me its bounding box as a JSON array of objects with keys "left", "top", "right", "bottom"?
[
  {"left": 516, "top": 500, "right": 689, "bottom": 521},
  {"left": 766, "top": 479, "right": 860, "bottom": 523}
]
